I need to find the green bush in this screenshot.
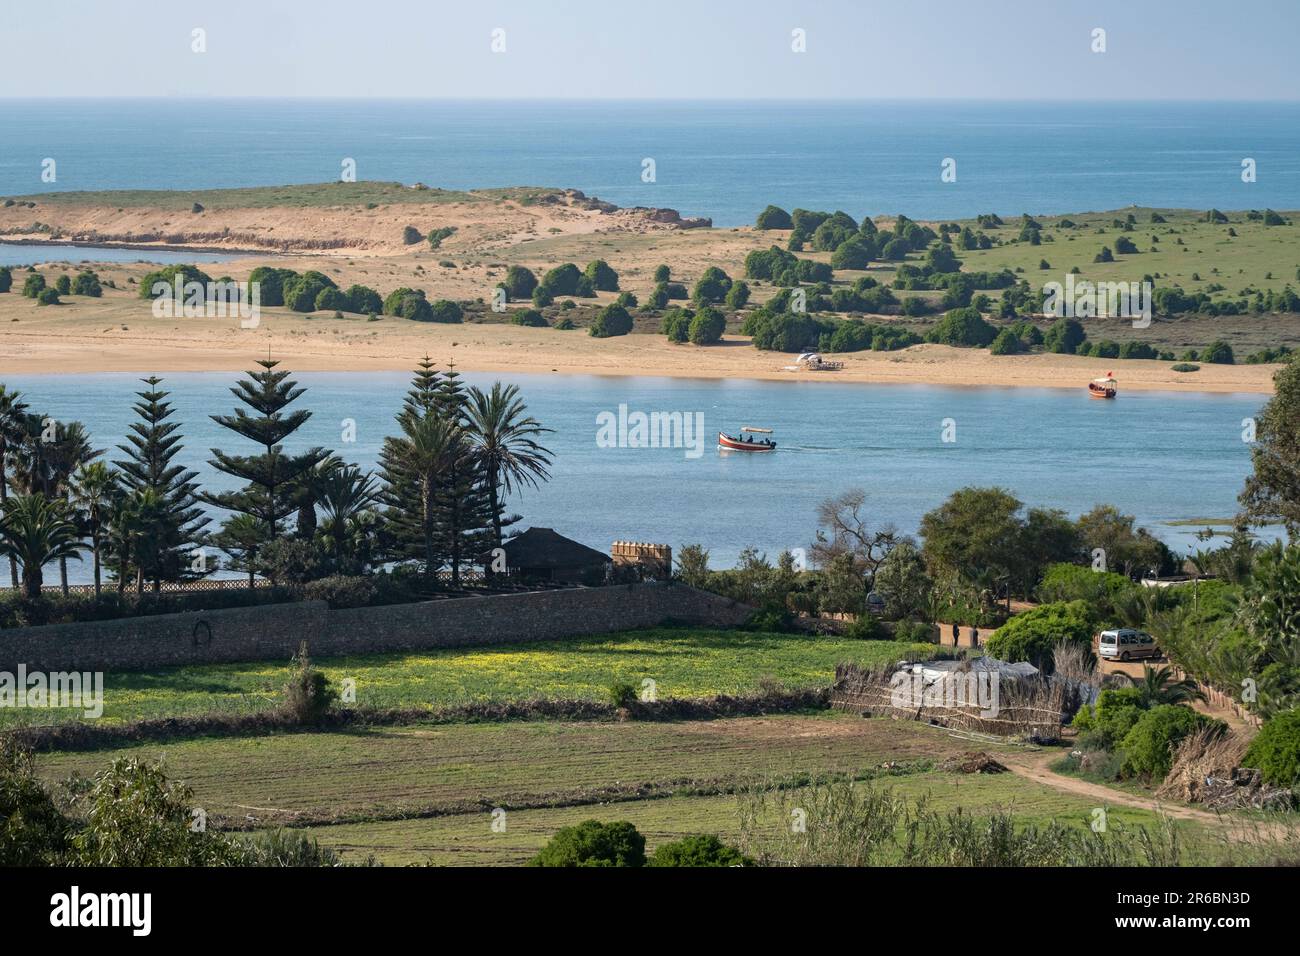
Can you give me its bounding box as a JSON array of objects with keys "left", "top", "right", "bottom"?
[
  {"left": 755, "top": 205, "right": 793, "bottom": 230},
  {"left": 1242, "top": 709, "right": 1300, "bottom": 787},
  {"left": 427, "top": 299, "right": 463, "bottom": 324},
  {"left": 1171, "top": 362, "right": 1200, "bottom": 373},
  {"left": 989, "top": 328, "right": 1022, "bottom": 355},
  {"left": 314, "top": 286, "right": 349, "bottom": 312},
  {"left": 584, "top": 259, "right": 619, "bottom": 292},
  {"left": 589, "top": 303, "right": 633, "bottom": 338},
  {"left": 345, "top": 284, "right": 383, "bottom": 314},
  {"left": 540, "top": 263, "right": 582, "bottom": 297},
  {"left": 1202, "top": 340, "right": 1235, "bottom": 364},
  {"left": 650, "top": 834, "right": 751, "bottom": 867},
  {"left": 530, "top": 819, "right": 646, "bottom": 867},
  {"left": 54, "top": 274, "right": 71, "bottom": 295},
  {"left": 502, "top": 265, "right": 538, "bottom": 300},
  {"left": 399, "top": 293, "right": 434, "bottom": 322},
  {"left": 1035, "top": 563, "right": 1137, "bottom": 616},
  {"left": 248, "top": 266, "right": 297, "bottom": 306},
  {"left": 36, "top": 288, "right": 60, "bottom": 306},
  {"left": 301, "top": 575, "right": 378, "bottom": 609},
  {"left": 510, "top": 308, "right": 548, "bottom": 327},
  {"left": 281, "top": 641, "right": 338, "bottom": 725},
  {"left": 926, "top": 307, "right": 997, "bottom": 347},
  {"left": 0, "top": 266, "right": 11, "bottom": 293},
  {"left": 402, "top": 225, "right": 423, "bottom": 245},
  {"left": 692, "top": 267, "right": 732, "bottom": 304},
  {"left": 984, "top": 600, "right": 1096, "bottom": 668},
  {"left": 137, "top": 264, "right": 212, "bottom": 299},
  {"left": 1120, "top": 705, "right": 1222, "bottom": 780},
  {"left": 1073, "top": 687, "right": 1147, "bottom": 749},
  {"left": 689, "top": 306, "right": 726, "bottom": 344},
  {"left": 892, "top": 619, "right": 936, "bottom": 643},
  {"left": 844, "top": 615, "right": 887, "bottom": 640},
  {"left": 22, "top": 273, "right": 46, "bottom": 298},
  {"left": 72, "top": 271, "right": 103, "bottom": 297}
]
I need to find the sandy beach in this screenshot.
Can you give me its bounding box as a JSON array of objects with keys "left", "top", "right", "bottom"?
[{"left": 0, "top": 302, "right": 1276, "bottom": 392}]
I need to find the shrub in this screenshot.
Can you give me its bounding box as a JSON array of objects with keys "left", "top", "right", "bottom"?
[
  {"left": 0, "top": 742, "right": 70, "bottom": 865},
  {"left": 1120, "top": 705, "right": 1222, "bottom": 780},
  {"left": 984, "top": 600, "right": 1096, "bottom": 669},
  {"left": 281, "top": 641, "right": 338, "bottom": 725},
  {"left": 1073, "top": 687, "right": 1147, "bottom": 749},
  {"left": 688, "top": 306, "right": 726, "bottom": 344},
  {"left": 692, "top": 267, "right": 732, "bottom": 304},
  {"left": 531, "top": 286, "right": 554, "bottom": 307},
  {"left": 248, "top": 266, "right": 297, "bottom": 306},
  {"left": 301, "top": 575, "right": 378, "bottom": 609},
  {"left": 989, "top": 328, "right": 1022, "bottom": 355},
  {"left": 1242, "top": 709, "right": 1300, "bottom": 787},
  {"left": 892, "top": 619, "right": 935, "bottom": 643},
  {"left": 283, "top": 271, "right": 336, "bottom": 312},
  {"left": 137, "top": 263, "right": 213, "bottom": 299},
  {"left": 36, "top": 288, "right": 60, "bottom": 306},
  {"left": 926, "top": 307, "right": 997, "bottom": 348},
  {"left": 399, "top": 293, "right": 434, "bottom": 322},
  {"left": 1036, "top": 563, "right": 1136, "bottom": 616},
  {"left": 1044, "top": 317, "right": 1086, "bottom": 354},
  {"left": 0, "top": 266, "right": 12, "bottom": 293},
  {"left": 314, "top": 286, "right": 349, "bottom": 311},
  {"left": 530, "top": 819, "right": 646, "bottom": 867},
  {"left": 646, "top": 283, "right": 670, "bottom": 310},
  {"left": 650, "top": 834, "right": 751, "bottom": 867},
  {"left": 724, "top": 280, "right": 751, "bottom": 310},
  {"left": 426, "top": 226, "right": 456, "bottom": 249},
  {"left": 540, "top": 263, "right": 582, "bottom": 297},
  {"left": 584, "top": 259, "right": 619, "bottom": 292},
  {"left": 510, "top": 308, "right": 548, "bottom": 327},
  {"left": 72, "top": 271, "right": 102, "bottom": 297},
  {"left": 427, "top": 299, "right": 463, "bottom": 324},
  {"left": 54, "top": 274, "right": 71, "bottom": 295},
  {"left": 344, "top": 284, "right": 382, "bottom": 314},
  {"left": 501, "top": 265, "right": 537, "bottom": 300},
  {"left": 831, "top": 238, "right": 874, "bottom": 270},
  {"left": 755, "top": 205, "right": 793, "bottom": 230},
  {"left": 662, "top": 307, "right": 694, "bottom": 343},
  {"left": 589, "top": 303, "right": 633, "bottom": 337},
  {"left": 1202, "top": 340, "right": 1235, "bottom": 364},
  {"left": 22, "top": 273, "right": 46, "bottom": 297},
  {"left": 554, "top": 316, "right": 575, "bottom": 330},
  {"left": 653, "top": 264, "right": 671, "bottom": 282},
  {"left": 402, "top": 225, "right": 423, "bottom": 245},
  {"left": 1171, "top": 363, "right": 1200, "bottom": 373},
  {"left": 607, "top": 681, "right": 638, "bottom": 708},
  {"left": 844, "top": 616, "right": 887, "bottom": 640}
]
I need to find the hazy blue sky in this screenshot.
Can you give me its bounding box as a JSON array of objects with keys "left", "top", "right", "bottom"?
[{"left": 3, "top": 0, "right": 1297, "bottom": 100}]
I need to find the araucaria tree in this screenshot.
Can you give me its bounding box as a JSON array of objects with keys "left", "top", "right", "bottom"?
[
  {"left": 205, "top": 361, "right": 330, "bottom": 547},
  {"left": 113, "top": 377, "right": 210, "bottom": 589}
]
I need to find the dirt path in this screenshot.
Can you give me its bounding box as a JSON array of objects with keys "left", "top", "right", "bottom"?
[{"left": 998, "top": 746, "right": 1287, "bottom": 841}]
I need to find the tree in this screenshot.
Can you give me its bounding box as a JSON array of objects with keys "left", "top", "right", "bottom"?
[
  {"left": 872, "top": 540, "right": 931, "bottom": 620},
  {"left": 1202, "top": 340, "right": 1235, "bottom": 364},
  {"left": 344, "top": 284, "right": 382, "bottom": 314},
  {"left": 674, "top": 543, "right": 711, "bottom": 588},
  {"left": 427, "top": 300, "right": 463, "bottom": 324},
  {"left": 688, "top": 306, "right": 726, "bottom": 344},
  {"left": 204, "top": 361, "right": 330, "bottom": 546},
  {"left": 920, "top": 487, "right": 1024, "bottom": 604},
  {"left": 589, "top": 303, "right": 633, "bottom": 338},
  {"left": 1075, "top": 504, "right": 1168, "bottom": 578},
  {"left": 926, "top": 307, "right": 997, "bottom": 348},
  {"left": 984, "top": 600, "right": 1096, "bottom": 669},
  {"left": 315, "top": 464, "right": 380, "bottom": 568},
  {"left": 0, "top": 494, "right": 83, "bottom": 600},
  {"left": 831, "top": 238, "right": 874, "bottom": 270},
  {"left": 0, "top": 385, "right": 29, "bottom": 588},
  {"left": 69, "top": 461, "right": 118, "bottom": 598},
  {"left": 692, "top": 267, "right": 732, "bottom": 304},
  {"left": 650, "top": 834, "right": 750, "bottom": 867},
  {"left": 26, "top": 420, "right": 101, "bottom": 594},
  {"left": 1044, "top": 317, "right": 1086, "bottom": 354},
  {"left": 1122, "top": 664, "right": 1207, "bottom": 707},
  {"left": 925, "top": 243, "right": 961, "bottom": 273},
  {"left": 530, "top": 819, "right": 646, "bottom": 867},
  {"left": 210, "top": 514, "right": 265, "bottom": 588},
  {"left": 114, "top": 377, "right": 209, "bottom": 589},
  {"left": 0, "top": 267, "right": 11, "bottom": 293},
  {"left": 755, "top": 205, "right": 793, "bottom": 230},
  {"left": 465, "top": 383, "right": 553, "bottom": 551},
  {"left": 811, "top": 489, "right": 898, "bottom": 578},
  {"left": 386, "top": 411, "right": 457, "bottom": 574},
  {"left": 583, "top": 259, "right": 619, "bottom": 292},
  {"left": 502, "top": 266, "right": 538, "bottom": 301}
]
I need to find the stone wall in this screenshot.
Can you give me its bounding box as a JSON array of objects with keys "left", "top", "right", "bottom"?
[{"left": 0, "top": 582, "right": 752, "bottom": 672}]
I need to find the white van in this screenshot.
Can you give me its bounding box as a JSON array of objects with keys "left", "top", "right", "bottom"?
[{"left": 1098, "top": 628, "right": 1160, "bottom": 662}]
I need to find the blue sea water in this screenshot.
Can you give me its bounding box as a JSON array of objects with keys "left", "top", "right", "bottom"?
[
  {"left": 0, "top": 243, "right": 238, "bottom": 267},
  {"left": 2, "top": 99, "right": 1299, "bottom": 226},
  {"left": 0, "top": 372, "right": 1267, "bottom": 581}
]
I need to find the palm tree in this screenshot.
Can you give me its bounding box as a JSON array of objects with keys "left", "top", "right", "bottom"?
[
  {"left": 316, "top": 464, "right": 380, "bottom": 565},
  {"left": 0, "top": 385, "right": 29, "bottom": 588},
  {"left": 0, "top": 493, "right": 84, "bottom": 600},
  {"left": 465, "top": 383, "right": 553, "bottom": 549},
  {"left": 108, "top": 488, "right": 167, "bottom": 597},
  {"left": 210, "top": 514, "right": 267, "bottom": 589},
  {"left": 1124, "top": 663, "right": 1208, "bottom": 707},
  {"left": 70, "top": 462, "right": 119, "bottom": 598},
  {"left": 388, "top": 412, "right": 456, "bottom": 574}
]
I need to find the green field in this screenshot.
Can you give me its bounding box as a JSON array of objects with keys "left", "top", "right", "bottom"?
[
  {"left": 36, "top": 713, "right": 1220, "bottom": 866},
  {"left": 0, "top": 629, "right": 936, "bottom": 729},
  {"left": 6, "top": 182, "right": 561, "bottom": 210}
]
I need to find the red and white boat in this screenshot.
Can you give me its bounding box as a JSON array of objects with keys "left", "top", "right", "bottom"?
[
  {"left": 718, "top": 426, "right": 777, "bottom": 452},
  {"left": 1088, "top": 372, "right": 1117, "bottom": 399}
]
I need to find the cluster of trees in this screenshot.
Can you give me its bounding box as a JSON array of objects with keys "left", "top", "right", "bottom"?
[
  {"left": 531, "top": 819, "right": 749, "bottom": 867},
  {"left": 0, "top": 361, "right": 553, "bottom": 606},
  {"left": 752, "top": 206, "right": 938, "bottom": 266},
  {"left": 498, "top": 260, "right": 620, "bottom": 308},
  {"left": 662, "top": 306, "right": 725, "bottom": 345},
  {"left": 1, "top": 266, "right": 104, "bottom": 305}
]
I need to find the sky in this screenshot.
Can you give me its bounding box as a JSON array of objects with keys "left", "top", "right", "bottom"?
[{"left": 1, "top": 0, "right": 1297, "bottom": 100}]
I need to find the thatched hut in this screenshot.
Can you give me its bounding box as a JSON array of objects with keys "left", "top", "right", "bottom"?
[{"left": 484, "top": 527, "right": 611, "bottom": 585}]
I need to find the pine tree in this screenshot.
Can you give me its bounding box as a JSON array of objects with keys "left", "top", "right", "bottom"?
[
  {"left": 379, "top": 357, "right": 446, "bottom": 565},
  {"left": 432, "top": 363, "right": 496, "bottom": 587},
  {"left": 204, "top": 360, "right": 330, "bottom": 543},
  {"left": 113, "top": 377, "right": 210, "bottom": 588}
]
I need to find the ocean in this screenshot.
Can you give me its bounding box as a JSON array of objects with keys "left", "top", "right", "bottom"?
[{"left": 3, "top": 99, "right": 1300, "bottom": 226}]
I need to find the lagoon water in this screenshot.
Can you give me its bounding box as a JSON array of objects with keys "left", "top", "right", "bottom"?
[
  {"left": 1, "top": 371, "right": 1266, "bottom": 581},
  {"left": 3, "top": 100, "right": 1300, "bottom": 226},
  {"left": 0, "top": 242, "right": 239, "bottom": 267}
]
